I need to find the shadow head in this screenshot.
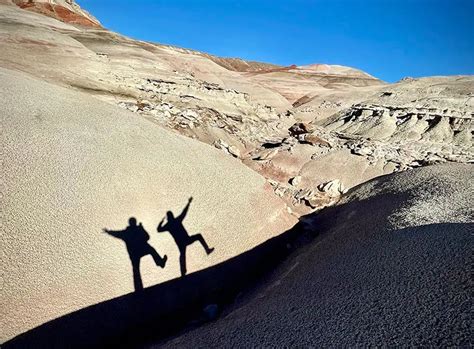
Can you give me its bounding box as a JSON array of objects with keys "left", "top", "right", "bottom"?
[{"left": 128, "top": 217, "right": 137, "bottom": 226}]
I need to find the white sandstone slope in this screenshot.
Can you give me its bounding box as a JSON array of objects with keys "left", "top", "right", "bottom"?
[{"left": 0, "top": 67, "right": 297, "bottom": 343}]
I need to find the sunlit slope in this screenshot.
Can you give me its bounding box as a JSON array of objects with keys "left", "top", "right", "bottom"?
[{"left": 0, "top": 67, "right": 297, "bottom": 342}]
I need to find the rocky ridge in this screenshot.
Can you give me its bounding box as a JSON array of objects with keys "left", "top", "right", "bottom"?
[
  {"left": 244, "top": 76, "right": 473, "bottom": 214},
  {"left": 0, "top": 1, "right": 472, "bottom": 216}
]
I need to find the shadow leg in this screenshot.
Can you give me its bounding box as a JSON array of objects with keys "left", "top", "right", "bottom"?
[
  {"left": 179, "top": 247, "right": 187, "bottom": 277},
  {"left": 189, "top": 234, "right": 214, "bottom": 255},
  {"left": 149, "top": 246, "right": 167, "bottom": 268},
  {"left": 132, "top": 258, "right": 143, "bottom": 292}
]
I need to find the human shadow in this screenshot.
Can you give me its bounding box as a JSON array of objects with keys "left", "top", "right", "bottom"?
[
  {"left": 157, "top": 197, "right": 214, "bottom": 277},
  {"left": 103, "top": 217, "right": 167, "bottom": 291},
  {"left": 5, "top": 212, "right": 308, "bottom": 349}
]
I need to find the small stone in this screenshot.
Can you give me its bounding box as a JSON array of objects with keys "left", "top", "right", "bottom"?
[
  {"left": 306, "top": 195, "right": 335, "bottom": 209},
  {"left": 383, "top": 161, "right": 399, "bottom": 174},
  {"left": 181, "top": 109, "right": 199, "bottom": 120},
  {"left": 228, "top": 145, "right": 241, "bottom": 158},
  {"left": 360, "top": 109, "right": 374, "bottom": 118},
  {"left": 203, "top": 304, "right": 219, "bottom": 321},
  {"left": 289, "top": 176, "right": 301, "bottom": 187},
  {"left": 214, "top": 139, "right": 229, "bottom": 150}
]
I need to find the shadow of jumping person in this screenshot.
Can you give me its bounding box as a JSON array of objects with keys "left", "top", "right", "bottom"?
[
  {"left": 157, "top": 197, "right": 214, "bottom": 277},
  {"left": 104, "top": 217, "right": 167, "bottom": 292}
]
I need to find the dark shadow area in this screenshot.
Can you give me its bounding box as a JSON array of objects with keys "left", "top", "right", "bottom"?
[
  {"left": 162, "top": 222, "right": 473, "bottom": 348},
  {"left": 157, "top": 197, "right": 214, "bottom": 277},
  {"left": 155, "top": 171, "right": 473, "bottom": 347},
  {"left": 4, "top": 217, "right": 312, "bottom": 349},
  {"left": 5, "top": 175, "right": 440, "bottom": 349},
  {"left": 104, "top": 217, "right": 167, "bottom": 292}
]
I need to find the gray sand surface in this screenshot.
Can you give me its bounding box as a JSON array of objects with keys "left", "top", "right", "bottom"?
[{"left": 163, "top": 164, "right": 473, "bottom": 347}]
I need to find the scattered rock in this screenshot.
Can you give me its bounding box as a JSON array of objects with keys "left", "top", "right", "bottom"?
[
  {"left": 228, "top": 145, "right": 241, "bottom": 158},
  {"left": 303, "top": 134, "right": 332, "bottom": 147},
  {"left": 318, "top": 179, "right": 346, "bottom": 196},
  {"left": 136, "top": 99, "right": 151, "bottom": 111},
  {"left": 213, "top": 139, "right": 241, "bottom": 158},
  {"left": 383, "top": 161, "right": 398, "bottom": 174}
]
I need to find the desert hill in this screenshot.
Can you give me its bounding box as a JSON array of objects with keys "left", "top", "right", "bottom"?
[
  {"left": 1, "top": 0, "right": 471, "bottom": 217},
  {"left": 3, "top": 0, "right": 101, "bottom": 27},
  {"left": 0, "top": 0, "right": 473, "bottom": 346}
]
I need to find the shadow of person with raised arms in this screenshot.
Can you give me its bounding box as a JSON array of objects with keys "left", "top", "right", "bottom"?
[
  {"left": 157, "top": 197, "right": 214, "bottom": 277},
  {"left": 104, "top": 217, "right": 167, "bottom": 292}
]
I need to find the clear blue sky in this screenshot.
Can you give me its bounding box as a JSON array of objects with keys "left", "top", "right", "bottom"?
[{"left": 78, "top": 0, "right": 473, "bottom": 82}]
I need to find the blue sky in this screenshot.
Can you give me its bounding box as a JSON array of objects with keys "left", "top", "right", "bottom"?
[{"left": 78, "top": 0, "right": 473, "bottom": 82}]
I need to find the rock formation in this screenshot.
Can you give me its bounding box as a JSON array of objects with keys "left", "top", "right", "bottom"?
[
  {"left": 245, "top": 76, "right": 473, "bottom": 214},
  {"left": 2, "top": 1, "right": 471, "bottom": 217}
]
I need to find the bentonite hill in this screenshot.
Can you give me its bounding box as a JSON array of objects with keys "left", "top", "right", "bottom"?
[{"left": 1, "top": 1, "right": 473, "bottom": 348}]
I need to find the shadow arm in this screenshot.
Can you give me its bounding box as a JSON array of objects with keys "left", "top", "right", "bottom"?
[
  {"left": 103, "top": 228, "right": 124, "bottom": 239},
  {"left": 157, "top": 219, "right": 168, "bottom": 232},
  {"left": 178, "top": 197, "right": 193, "bottom": 221}
]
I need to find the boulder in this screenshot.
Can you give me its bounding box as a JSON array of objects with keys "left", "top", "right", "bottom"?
[
  {"left": 289, "top": 176, "right": 301, "bottom": 187},
  {"left": 289, "top": 122, "right": 313, "bottom": 136}
]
